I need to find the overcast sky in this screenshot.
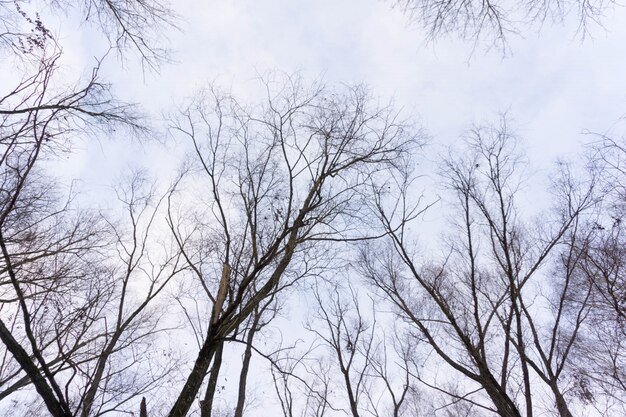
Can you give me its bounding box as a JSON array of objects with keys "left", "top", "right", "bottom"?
[
  {"left": 21, "top": 0, "right": 623, "bottom": 251},
  {"left": 44, "top": 0, "right": 626, "bottom": 198}
]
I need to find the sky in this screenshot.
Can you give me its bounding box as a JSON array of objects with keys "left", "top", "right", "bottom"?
[
  {"left": 38, "top": 0, "right": 626, "bottom": 204},
  {"left": 36, "top": 0, "right": 626, "bottom": 290}
]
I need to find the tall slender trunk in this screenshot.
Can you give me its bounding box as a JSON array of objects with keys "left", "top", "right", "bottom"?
[
  {"left": 233, "top": 315, "right": 261, "bottom": 417},
  {"left": 551, "top": 384, "right": 574, "bottom": 417},
  {"left": 514, "top": 305, "right": 533, "bottom": 417},
  {"left": 340, "top": 367, "right": 360, "bottom": 417},
  {"left": 200, "top": 342, "right": 225, "bottom": 417},
  {"left": 81, "top": 336, "right": 121, "bottom": 417},
  {"left": 481, "top": 374, "right": 523, "bottom": 417},
  {"left": 0, "top": 320, "right": 72, "bottom": 417},
  {"left": 167, "top": 330, "right": 219, "bottom": 417}
]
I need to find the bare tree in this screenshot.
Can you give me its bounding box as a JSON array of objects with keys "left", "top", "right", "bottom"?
[
  {"left": 307, "top": 281, "right": 374, "bottom": 417},
  {"left": 164, "top": 75, "right": 419, "bottom": 417},
  {"left": 0, "top": 17, "right": 183, "bottom": 414},
  {"left": 308, "top": 279, "right": 420, "bottom": 417},
  {"left": 362, "top": 117, "right": 598, "bottom": 416},
  {"left": 269, "top": 344, "right": 335, "bottom": 417},
  {"left": 0, "top": 164, "right": 185, "bottom": 417},
  {"left": 391, "top": 0, "right": 617, "bottom": 52},
  {"left": 74, "top": 171, "right": 186, "bottom": 417},
  {"left": 561, "top": 135, "right": 626, "bottom": 413},
  {"left": 0, "top": 0, "right": 187, "bottom": 411},
  {"left": 1, "top": 0, "right": 176, "bottom": 68},
  {"left": 0, "top": 38, "right": 143, "bottom": 413}
]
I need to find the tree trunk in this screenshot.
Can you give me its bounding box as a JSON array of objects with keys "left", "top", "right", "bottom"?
[
  {"left": 233, "top": 316, "right": 260, "bottom": 417},
  {"left": 552, "top": 384, "right": 574, "bottom": 417},
  {"left": 200, "top": 342, "right": 224, "bottom": 417},
  {"left": 140, "top": 397, "right": 148, "bottom": 417},
  {"left": 0, "top": 320, "right": 71, "bottom": 417},
  {"left": 81, "top": 338, "right": 121, "bottom": 417},
  {"left": 481, "top": 375, "right": 523, "bottom": 417},
  {"left": 167, "top": 331, "right": 219, "bottom": 417}
]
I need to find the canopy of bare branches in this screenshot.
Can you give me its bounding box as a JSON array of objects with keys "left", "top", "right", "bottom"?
[{"left": 0, "top": 1, "right": 625, "bottom": 417}]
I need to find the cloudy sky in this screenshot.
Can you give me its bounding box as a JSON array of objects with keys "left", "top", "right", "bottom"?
[
  {"left": 50, "top": 0, "right": 626, "bottom": 180},
  {"left": 21, "top": 0, "right": 623, "bottom": 287}
]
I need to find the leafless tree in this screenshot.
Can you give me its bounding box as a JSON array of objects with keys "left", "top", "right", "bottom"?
[
  {"left": 585, "top": 136, "right": 626, "bottom": 325},
  {"left": 0, "top": 10, "right": 182, "bottom": 413},
  {"left": 0, "top": 47, "right": 127, "bottom": 414},
  {"left": 307, "top": 281, "right": 374, "bottom": 417},
  {"left": 390, "top": 0, "right": 617, "bottom": 52},
  {"left": 0, "top": 156, "right": 185, "bottom": 417},
  {"left": 73, "top": 171, "right": 186, "bottom": 417},
  {"left": 164, "top": 75, "right": 420, "bottom": 417},
  {"left": 308, "top": 279, "right": 421, "bottom": 417},
  {"left": 269, "top": 343, "right": 335, "bottom": 417},
  {"left": 560, "top": 135, "right": 626, "bottom": 413},
  {"left": 361, "top": 116, "right": 599, "bottom": 416},
  {"left": 2, "top": 0, "right": 176, "bottom": 68}
]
